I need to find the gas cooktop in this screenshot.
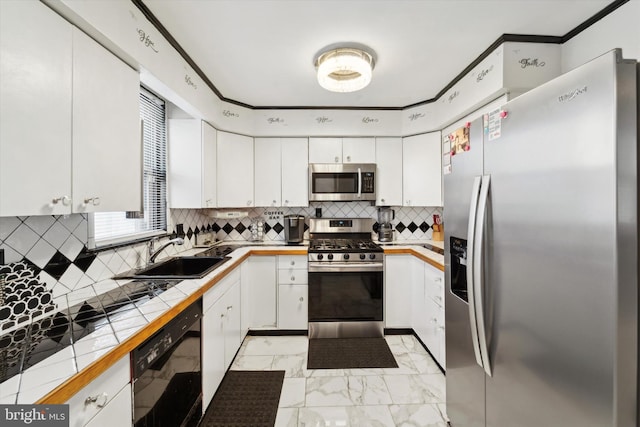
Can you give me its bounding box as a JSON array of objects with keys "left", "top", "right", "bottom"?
[{"left": 309, "top": 239, "right": 383, "bottom": 253}]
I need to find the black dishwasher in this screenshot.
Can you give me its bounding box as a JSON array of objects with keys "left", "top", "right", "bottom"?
[{"left": 132, "top": 300, "right": 202, "bottom": 427}]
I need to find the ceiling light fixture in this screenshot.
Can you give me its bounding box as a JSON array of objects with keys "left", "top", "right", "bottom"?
[{"left": 314, "top": 46, "right": 375, "bottom": 93}]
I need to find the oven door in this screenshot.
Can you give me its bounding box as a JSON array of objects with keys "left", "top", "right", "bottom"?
[{"left": 308, "top": 262, "right": 383, "bottom": 322}]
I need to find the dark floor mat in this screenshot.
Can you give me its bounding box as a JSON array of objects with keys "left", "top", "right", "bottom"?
[
  {"left": 307, "top": 337, "right": 399, "bottom": 369},
  {"left": 200, "top": 370, "right": 285, "bottom": 427}
]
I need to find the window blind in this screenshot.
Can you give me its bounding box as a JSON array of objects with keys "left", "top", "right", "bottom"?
[{"left": 92, "top": 88, "right": 167, "bottom": 246}]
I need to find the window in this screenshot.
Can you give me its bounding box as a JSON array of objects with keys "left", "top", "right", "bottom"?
[{"left": 89, "top": 88, "right": 167, "bottom": 248}]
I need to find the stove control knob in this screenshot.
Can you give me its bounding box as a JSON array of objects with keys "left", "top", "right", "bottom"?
[
  {"left": 317, "top": 254, "right": 323, "bottom": 260},
  {"left": 369, "top": 254, "right": 376, "bottom": 260},
  {"left": 327, "top": 254, "right": 334, "bottom": 260},
  {"left": 360, "top": 254, "right": 366, "bottom": 260},
  {"left": 343, "top": 254, "right": 350, "bottom": 260}
]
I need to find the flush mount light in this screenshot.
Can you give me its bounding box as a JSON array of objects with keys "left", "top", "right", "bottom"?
[{"left": 314, "top": 46, "right": 375, "bottom": 93}]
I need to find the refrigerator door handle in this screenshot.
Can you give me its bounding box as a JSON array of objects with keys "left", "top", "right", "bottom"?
[
  {"left": 474, "top": 174, "right": 493, "bottom": 377},
  {"left": 466, "top": 175, "right": 483, "bottom": 368}
]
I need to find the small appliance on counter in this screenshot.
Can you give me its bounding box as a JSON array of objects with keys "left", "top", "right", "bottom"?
[
  {"left": 283, "top": 214, "right": 305, "bottom": 244},
  {"left": 377, "top": 207, "right": 394, "bottom": 242}
]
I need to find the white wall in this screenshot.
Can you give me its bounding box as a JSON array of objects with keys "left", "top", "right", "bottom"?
[{"left": 561, "top": 0, "right": 640, "bottom": 72}]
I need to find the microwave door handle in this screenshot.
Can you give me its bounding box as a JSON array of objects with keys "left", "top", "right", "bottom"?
[{"left": 357, "top": 167, "right": 362, "bottom": 198}]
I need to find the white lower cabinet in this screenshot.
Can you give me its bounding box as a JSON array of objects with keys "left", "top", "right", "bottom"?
[
  {"left": 385, "top": 255, "right": 417, "bottom": 328},
  {"left": 202, "top": 268, "right": 242, "bottom": 412},
  {"left": 66, "top": 356, "right": 131, "bottom": 427},
  {"left": 387, "top": 253, "right": 446, "bottom": 368},
  {"left": 277, "top": 255, "right": 308, "bottom": 330},
  {"left": 84, "top": 384, "right": 132, "bottom": 427},
  {"left": 241, "top": 256, "right": 277, "bottom": 329}
]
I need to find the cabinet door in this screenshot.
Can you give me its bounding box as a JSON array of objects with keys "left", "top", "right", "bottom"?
[
  {"left": 384, "top": 255, "right": 414, "bottom": 328},
  {"left": 84, "top": 384, "right": 132, "bottom": 427},
  {"left": 168, "top": 119, "right": 202, "bottom": 208},
  {"left": 202, "top": 122, "right": 217, "bottom": 208},
  {"left": 0, "top": 0, "right": 72, "bottom": 216},
  {"left": 202, "top": 293, "right": 225, "bottom": 411},
  {"left": 342, "top": 137, "right": 375, "bottom": 163},
  {"left": 278, "top": 284, "right": 308, "bottom": 329},
  {"left": 375, "top": 137, "right": 403, "bottom": 206},
  {"left": 308, "top": 137, "right": 342, "bottom": 163},
  {"left": 254, "top": 138, "right": 281, "bottom": 207},
  {"left": 243, "top": 256, "right": 277, "bottom": 329},
  {"left": 281, "top": 138, "right": 309, "bottom": 207},
  {"left": 67, "top": 356, "right": 130, "bottom": 427},
  {"left": 217, "top": 131, "right": 254, "bottom": 207},
  {"left": 402, "top": 132, "right": 442, "bottom": 207},
  {"left": 72, "top": 28, "right": 141, "bottom": 213},
  {"left": 223, "top": 282, "right": 242, "bottom": 368}
]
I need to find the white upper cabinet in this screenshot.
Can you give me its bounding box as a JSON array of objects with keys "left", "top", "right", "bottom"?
[
  {"left": 72, "top": 28, "right": 141, "bottom": 213},
  {"left": 308, "top": 137, "right": 342, "bottom": 163},
  {"left": 402, "top": 132, "right": 442, "bottom": 207},
  {"left": 0, "top": 2, "right": 141, "bottom": 216},
  {"left": 375, "top": 137, "right": 403, "bottom": 206},
  {"left": 0, "top": 0, "right": 73, "bottom": 216},
  {"left": 342, "top": 137, "right": 376, "bottom": 163},
  {"left": 308, "top": 137, "right": 374, "bottom": 163},
  {"left": 217, "top": 131, "right": 254, "bottom": 208},
  {"left": 254, "top": 137, "right": 308, "bottom": 207},
  {"left": 281, "top": 138, "right": 308, "bottom": 207},
  {"left": 168, "top": 119, "right": 217, "bottom": 208},
  {"left": 254, "top": 138, "right": 282, "bottom": 207},
  {"left": 202, "top": 122, "right": 218, "bottom": 207}
]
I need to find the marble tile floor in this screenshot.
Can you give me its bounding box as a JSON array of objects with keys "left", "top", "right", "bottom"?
[{"left": 229, "top": 334, "right": 449, "bottom": 427}]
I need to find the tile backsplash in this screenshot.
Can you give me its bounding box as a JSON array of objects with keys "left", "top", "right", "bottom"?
[{"left": 0, "top": 203, "right": 441, "bottom": 299}]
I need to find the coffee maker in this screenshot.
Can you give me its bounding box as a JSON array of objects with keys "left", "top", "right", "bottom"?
[
  {"left": 377, "top": 207, "right": 394, "bottom": 242},
  {"left": 284, "top": 215, "right": 305, "bottom": 244}
]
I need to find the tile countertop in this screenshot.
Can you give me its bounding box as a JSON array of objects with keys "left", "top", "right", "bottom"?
[{"left": 2, "top": 241, "right": 443, "bottom": 405}]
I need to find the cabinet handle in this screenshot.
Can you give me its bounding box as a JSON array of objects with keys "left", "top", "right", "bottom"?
[
  {"left": 430, "top": 318, "right": 438, "bottom": 323},
  {"left": 226, "top": 305, "right": 232, "bottom": 311},
  {"left": 290, "top": 276, "right": 295, "bottom": 281},
  {"left": 346, "top": 155, "right": 351, "bottom": 162},
  {"left": 284, "top": 200, "right": 289, "bottom": 204},
  {"left": 299, "top": 297, "right": 304, "bottom": 302},
  {"left": 290, "top": 260, "right": 295, "bottom": 266},
  {"left": 83, "top": 197, "right": 100, "bottom": 207},
  {"left": 247, "top": 200, "right": 252, "bottom": 206},
  {"left": 438, "top": 326, "right": 445, "bottom": 331},
  {"left": 435, "top": 277, "right": 443, "bottom": 282},
  {"left": 405, "top": 200, "right": 411, "bottom": 206},
  {"left": 85, "top": 392, "right": 108, "bottom": 408},
  {"left": 334, "top": 156, "right": 339, "bottom": 163},
  {"left": 435, "top": 296, "right": 442, "bottom": 302},
  {"left": 273, "top": 200, "right": 277, "bottom": 205},
  {"left": 380, "top": 198, "right": 385, "bottom": 203},
  {"left": 221, "top": 313, "right": 225, "bottom": 318},
  {"left": 51, "top": 196, "right": 71, "bottom": 206}
]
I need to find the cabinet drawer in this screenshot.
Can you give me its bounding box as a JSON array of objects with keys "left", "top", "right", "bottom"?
[
  {"left": 277, "top": 269, "right": 308, "bottom": 285},
  {"left": 425, "top": 267, "right": 444, "bottom": 307},
  {"left": 277, "top": 255, "right": 308, "bottom": 269},
  {"left": 67, "top": 356, "right": 130, "bottom": 427}
]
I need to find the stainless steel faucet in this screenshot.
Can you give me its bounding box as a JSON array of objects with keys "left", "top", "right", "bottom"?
[{"left": 148, "top": 237, "right": 184, "bottom": 263}]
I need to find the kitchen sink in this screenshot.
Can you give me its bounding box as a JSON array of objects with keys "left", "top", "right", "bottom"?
[{"left": 114, "top": 256, "right": 230, "bottom": 279}]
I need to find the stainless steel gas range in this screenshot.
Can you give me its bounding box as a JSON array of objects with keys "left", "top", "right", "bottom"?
[{"left": 307, "top": 218, "right": 384, "bottom": 338}]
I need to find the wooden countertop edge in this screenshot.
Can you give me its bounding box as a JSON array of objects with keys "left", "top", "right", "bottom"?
[
  {"left": 36, "top": 246, "right": 437, "bottom": 403},
  {"left": 383, "top": 247, "right": 445, "bottom": 271}
]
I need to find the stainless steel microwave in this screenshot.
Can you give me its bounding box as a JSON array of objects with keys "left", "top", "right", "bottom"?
[{"left": 309, "top": 163, "right": 376, "bottom": 202}]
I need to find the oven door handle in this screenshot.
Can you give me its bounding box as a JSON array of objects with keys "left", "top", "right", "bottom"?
[{"left": 309, "top": 262, "right": 383, "bottom": 273}]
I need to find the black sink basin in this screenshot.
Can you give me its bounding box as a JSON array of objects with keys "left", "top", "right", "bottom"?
[{"left": 114, "top": 256, "right": 230, "bottom": 279}]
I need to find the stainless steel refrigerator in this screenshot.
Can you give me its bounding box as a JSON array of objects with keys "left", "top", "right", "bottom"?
[{"left": 444, "top": 49, "right": 638, "bottom": 427}]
